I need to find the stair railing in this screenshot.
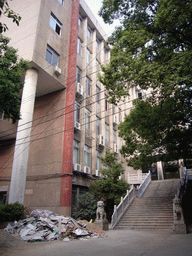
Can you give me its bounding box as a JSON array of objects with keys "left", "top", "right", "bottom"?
[
  {"left": 111, "top": 171, "right": 151, "bottom": 229},
  {"left": 135, "top": 171, "right": 151, "bottom": 198}
]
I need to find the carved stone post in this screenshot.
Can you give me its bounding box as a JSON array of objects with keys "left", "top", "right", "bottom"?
[
  {"left": 173, "top": 196, "right": 187, "bottom": 234},
  {"left": 95, "top": 201, "right": 109, "bottom": 230},
  {"left": 157, "top": 161, "right": 164, "bottom": 180}
]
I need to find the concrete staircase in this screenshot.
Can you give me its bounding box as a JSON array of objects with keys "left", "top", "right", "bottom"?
[{"left": 115, "top": 179, "right": 180, "bottom": 230}]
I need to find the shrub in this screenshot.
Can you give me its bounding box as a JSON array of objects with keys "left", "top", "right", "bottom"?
[
  {"left": 0, "top": 202, "right": 26, "bottom": 222},
  {"left": 72, "top": 192, "right": 97, "bottom": 221}
]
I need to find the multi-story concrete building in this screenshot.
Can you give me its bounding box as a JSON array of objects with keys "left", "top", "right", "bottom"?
[{"left": 0, "top": 0, "right": 141, "bottom": 215}]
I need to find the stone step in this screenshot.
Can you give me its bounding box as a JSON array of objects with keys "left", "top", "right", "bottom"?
[
  {"left": 116, "top": 225, "right": 173, "bottom": 230},
  {"left": 115, "top": 179, "right": 180, "bottom": 231}
]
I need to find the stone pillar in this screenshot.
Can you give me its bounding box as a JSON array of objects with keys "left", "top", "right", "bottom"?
[
  {"left": 173, "top": 196, "right": 187, "bottom": 234},
  {"left": 157, "top": 161, "right": 164, "bottom": 180},
  {"left": 179, "top": 159, "right": 186, "bottom": 179},
  {"left": 9, "top": 69, "right": 38, "bottom": 204},
  {"left": 95, "top": 201, "right": 109, "bottom": 230}
]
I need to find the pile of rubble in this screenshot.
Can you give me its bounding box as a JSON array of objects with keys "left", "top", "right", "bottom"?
[{"left": 4, "top": 209, "right": 105, "bottom": 242}]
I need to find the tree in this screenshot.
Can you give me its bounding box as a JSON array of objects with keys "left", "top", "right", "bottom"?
[
  {"left": 90, "top": 151, "right": 129, "bottom": 221},
  {"left": 99, "top": 0, "right": 192, "bottom": 167},
  {"left": 0, "top": 0, "right": 21, "bottom": 33},
  {"left": 0, "top": 35, "right": 29, "bottom": 123},
  {"left": 72, "top": 192, "right": 97, "bottom": 221},
  {"left": 119, "top": 96, "right": 192, "bottom": 169}
]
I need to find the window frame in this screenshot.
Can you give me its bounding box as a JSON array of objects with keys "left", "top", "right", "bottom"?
[
  {"left": 85, "top": 76, "right": 91, "bottom": 96},
  {"left": 49, "top": 12, "right": 62, "bottom": 35},
  {"left": 74, "top": 101, "right": 80, "bottom": 123},
  {"left": 76, "top": 66, "right": 82, "bottom": 83},
  {"left": 84, "top": 145, "right": 91, "bottom": 168},
  {"left": 77, "top": 37, "right": 83, "bottom": 56},
  {"left": 73, "top": 140, "right": 80, "bottom": 164},
  {"left": 105, "top": 123, "right": 109, "bottom": 142},
  {"left": 96, "top": 85, "right": 101, "bottom": 103},
  {"left": 86, "top": 48, "right": 91, "bottom": 64},
  {"left": 96, "top": 150, "right": 101, "bottom": 171},
  {"left": 45, "top": 45, "right": 59, "bottom": 67},
  {"left": 87, "top": 27, "right": 92, "bottom": 38},
  {"left": 85, "top": 108, "right": 91, "bottom": 130},
  {"left": 96, "top": 116, "right": 101, "bottom": 136}
]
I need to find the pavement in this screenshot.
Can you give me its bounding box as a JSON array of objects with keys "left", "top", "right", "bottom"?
[{"left": 1, "top": 229, "right": 192, "bottom": 256}]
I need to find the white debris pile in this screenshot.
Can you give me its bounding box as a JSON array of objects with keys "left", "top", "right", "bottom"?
[{"left": 4, "top": 209, "right": 104, "bottom": 242}]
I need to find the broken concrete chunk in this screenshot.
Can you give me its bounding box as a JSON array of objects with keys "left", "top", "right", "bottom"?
[{"left": 4, "top": 209, "right": 105, "bottom": 242}]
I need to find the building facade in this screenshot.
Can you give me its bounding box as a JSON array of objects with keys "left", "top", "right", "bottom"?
[{"left": 0, "top": 0, "right": 141, "bottom": 215}]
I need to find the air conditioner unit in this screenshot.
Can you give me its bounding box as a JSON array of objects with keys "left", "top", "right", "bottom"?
[
  {"left": 113, "top": 143, "right": 118, "bottom": 153},
  {"left": 99, "top": 135, "right": 105, "bottom": 146},
  {"left": 54, "top": 66, "right": 61, "bottom": 76},
  {"left": 76, "top": 82, "right": 83, "bottom": 96},
  {"left": 74, "top": 121, "right": 81, "bottom": 130},
  {"left": 95, "top": 169, "right": 101, "bottom": 177},
  {"left": 74, "top": 163, "right": 81, "bottom": 172},
  {"left": 84, "top": 166, "right": 90, "bottom": 174},
  {"left": 113, "top": 115, "right": 118, "bottom": 124}
]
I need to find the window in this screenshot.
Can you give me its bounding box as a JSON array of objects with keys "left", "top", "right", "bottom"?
[
  {"left": 45, "top": 45, "right": 59, "bottom": 67},
  {"left": 96, "top": 59, "right": 100, "bottom": 72},
  {"left": 96, "top": 116, "right": 101, "bottom": 136},
  {"left": 84, "top": 145, "right": 91, "bottom": 168},
  {"left": 86, "top": 49, "right": 91, "bottom": 64},
  {"left": 104, "top": 49, "right": 108, "bottom": 61},
  {"left": 76, "top": 66, "right": 81, "bottom": 83},
  {"left": 119, "top": 108, "right": 122, "bottom": 122},
  {"left": 105, "top": 123, "right": 109, "bottom": 142},
  {"left": 49, "top": 13, "right": 62, "bottom": 35},
  {"left": 74, "top": 101, "right": 80, "bottom": 123},
  {"left": 112, "top": 104, "right": 115, "bottom": 115},
  {"left": 96, "top": 150, "right": 101, "bottom": 171},
  {"left": 96, "top": 86, "right": 101, "bottom": 103},
  {"left": 73, "top": 140, "right": 80, "bottom": 164},
  {"left": 87, "top": 27, "right": 91, "bottom": 38},
  {"left": 85, "top": 76, "right": 91, "bottom": 96},
  {"left": 78, "top": 16, "right": 83, "bottom": 28},
  {"left": 85, "top": 108, "right": 91, "bottom": 130},
  {"left": 113, "top": 129, "right": 117, "bottom": 143},
  {"left": 77, "top": 38, "right": 82, "bottom": 56},
  {"left": 105, "top": 94, "right": 108, "bottom": 110},
  {"left": 96, "top": 39, "right": 100, "bottom": 49}
]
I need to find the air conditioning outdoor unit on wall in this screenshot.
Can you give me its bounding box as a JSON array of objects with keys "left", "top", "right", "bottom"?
[
  {"left": 74, "top": 163, "right": 81, "bottom": 172},
  {"left": 84, "top": 166, "right": 90, "bottom": 174},
  {"left": 113, "top": 143, "right": 118, "bottom": 154},
  {"left": 113, "top": 115, "right": 118, "bottom": 124},
  {"left": 95, "top": 169, "right": 101, "bottom": 177},
  {"left": 76, "top": 82, "right": 83, "bottom": 96},
  {"left": 99, "top": 134, "right": 105, "bottom": 146},
  {"left": 74, "top": 121, "right": 81, "bottom": 130},
  {"left": 54, "top": 66, "right": 62, "bottom": 76}
]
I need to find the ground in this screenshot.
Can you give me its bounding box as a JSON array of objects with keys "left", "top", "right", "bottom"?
[{"left": 1, "top": 228, "right": 192, "bottom": 256}]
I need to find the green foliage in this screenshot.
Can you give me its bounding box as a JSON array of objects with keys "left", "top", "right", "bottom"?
[
  {"left": 99, "top": 0, "right": 192, "bottom": 167},
  {"left": 119, "top": 94, "right": 192, "bottom": 169},
  {"left": 0, "top": 0, "right": 21, "bottom": 33},
  {"left": 0, "top": 202, "right": 26, "bottom": 222},
  {"left": 90, "top": 151, "right": 129, "bottom": 206},
  {"left": 0, "top": 35, "right": 29, "bottom": 123},
  {"left": 72, "top": 192, "right": 97, "bottom": 221}
]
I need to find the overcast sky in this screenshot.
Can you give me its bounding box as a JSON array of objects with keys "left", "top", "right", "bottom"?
[{"left": 84, "top": 0, "right": 120, "bottom": 36}]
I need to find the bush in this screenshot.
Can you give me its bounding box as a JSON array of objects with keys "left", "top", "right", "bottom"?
[
  {"left": 0, "top": 202, "right": 26, "bottom": 222},
  {"left": 72, "top": 192, "right": 97, "bottom": 221}
]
